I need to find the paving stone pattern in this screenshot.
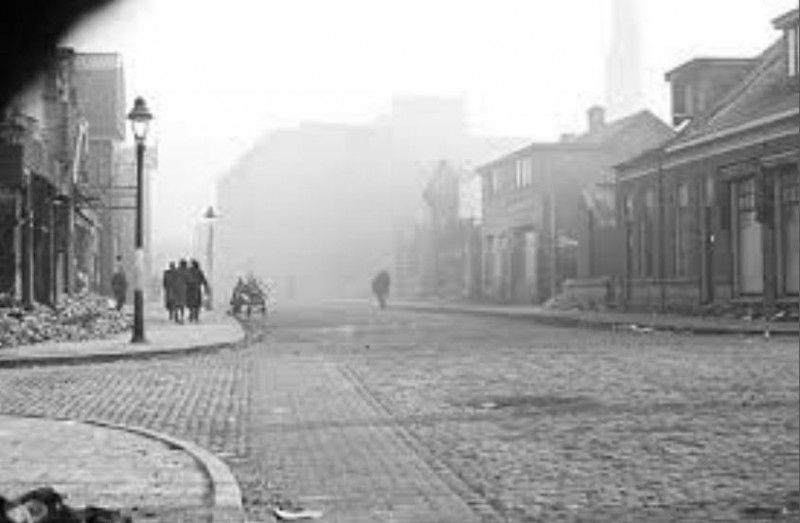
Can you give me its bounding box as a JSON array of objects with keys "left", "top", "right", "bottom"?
[
  {"left": 323, "top": 307, "right": 800, "bottom": 523},
  {"left": 0, "top": 349, "right": 250, "bottom": 521},
  {"left": 238, "top": 305, "right": 800, "bottom": 522},
  {"left": 0, "top": 350, "right": 249, "bottom": 457},
  {"left": 1, "top": 304, "right": 798, "bottom": 523}
]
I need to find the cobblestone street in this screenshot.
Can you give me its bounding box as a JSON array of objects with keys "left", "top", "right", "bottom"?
[
  {"left": 0, "top": 303, "right": 797, "bottom": 522},
  {"left": 253, "top": 304, "right": 800, "bottom": 522}
]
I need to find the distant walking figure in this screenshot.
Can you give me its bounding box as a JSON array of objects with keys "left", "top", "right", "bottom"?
[
  {"left": 371, "top": 270, "right": 391, "bottom": 309},
  {"left": 230, "top": 277, "right": 246, "bottom": 315},
  {"left": 163, "top": 262, "right": 177, "bottom": 321},
  {"left": 110, "top": 256, "right": 128, "bottom": 311},
  {"left": 172, "top": 259, "right": 190, "bottom": 323},
  {"left": 186, "top": 259, "right": 209, "bottom": 323}
]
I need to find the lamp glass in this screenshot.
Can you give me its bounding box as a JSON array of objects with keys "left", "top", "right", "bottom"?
[
  {"left": 131, "top": 119, "right": 149, "bottom": 141},
  {"left": 127, "top": 97, "right": 153, "bottom": 142}
]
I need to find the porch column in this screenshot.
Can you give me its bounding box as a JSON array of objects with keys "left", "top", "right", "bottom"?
[{"left": 760, "top": 170, "right": 777, "bottom": 316}]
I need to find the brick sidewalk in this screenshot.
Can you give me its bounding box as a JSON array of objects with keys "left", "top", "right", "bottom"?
[
  {"left": 0, "top": 309, "right": 244, "bottom": 366},
  {"left": 386, "top": 300, "right": 799, "bottom": 336},
  {"left": 0, "top": 415, "right": 209, "bottom": 522}
]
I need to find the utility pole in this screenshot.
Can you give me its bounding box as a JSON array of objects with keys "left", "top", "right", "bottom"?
[{"left": 549, "top": 185, "right": 558, "bottom": 301}]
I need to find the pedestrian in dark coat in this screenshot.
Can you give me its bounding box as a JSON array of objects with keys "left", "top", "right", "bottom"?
[
  {"left": 111, "top": 256, "right": 128, "bottom": 311},
  {"left": 186, "top": 259, "right": 209, "bottom": 323},
  {"left": 371, "top": 270, "right": 391, "bottom": 309},
  {"left": 162, "top": 262, "right": 177, "bottom": 321},
  {"left": 172, "top": 259, "right": 189, "bottom": 323}
]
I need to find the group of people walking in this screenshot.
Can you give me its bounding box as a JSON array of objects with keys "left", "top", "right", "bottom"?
[{"left": 162, "top": 259, "right": 209, "bottom": 323}]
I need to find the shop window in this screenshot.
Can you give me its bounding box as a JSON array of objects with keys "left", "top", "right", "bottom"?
[
  {"left": 736, "top": 177, "right": 764, "bottom": 295},
  {"left": 675, "top": 182, "right": 696, "bottom": 277},
  {"left": 738, "top": 177, "right": 757, "bottom": 216},
  {"left": 639, "top": 188, "right": 656, "bottom": 277},
  {"left": 514, "top": 158, "right": 533, "bottom": 188},
  {"left": 522, "top": 158, "right": 533, "bottom": 186}
]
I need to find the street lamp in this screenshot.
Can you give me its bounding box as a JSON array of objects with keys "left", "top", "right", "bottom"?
[
  {"left": 127, "top": 96, "right": 153, "bottom": 343},
  {"left": 202, "top": 205, "right": 219, "bottom": 310}
]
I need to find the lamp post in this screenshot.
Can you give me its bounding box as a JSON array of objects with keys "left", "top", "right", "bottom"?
[
  {"left": 202, "top": 205, "right": 219, "bottom": 310},
  {"left": 127, "top": 97, "right": 153, "bottom": 343}
]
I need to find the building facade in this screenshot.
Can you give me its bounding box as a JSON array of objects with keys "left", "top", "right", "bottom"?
[
  {"left": 394, "top": 161, "right": 482, "bottom": 300},
  {"left": 0, "top": 49, "right": 131, "bottom": 306},
  {"left": 0, "top": 48, "right": 92, "bottom": 305},
  {"left": 216, "top": 96, "right": 524, "bottom": 301},
  {"left": 616, "top": 8, "right": 799, "bottom": 314},
  {"left": 478, "top": 107, "right": 674, "bottom": 304},
  {"left": 72, "top": 52, "right": 128, "bottom": 296}
]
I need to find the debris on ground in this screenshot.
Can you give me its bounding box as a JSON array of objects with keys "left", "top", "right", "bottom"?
[
  {"left": 271, "top": 504, "right": 324, "bottom": 521},
  {"left": 612, "top": 323, "right": 656, "bottom": 333},
  {"left": 0, "top": 293, "right": 131, "bottom": 349},
  {"left": 0, "top": 486, "right": 132, "bottom": 522}
]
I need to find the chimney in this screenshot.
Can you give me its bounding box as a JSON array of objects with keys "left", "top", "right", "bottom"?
[
  {"left": 587, "top": 106, "right": 605, "bottom": 133},
  {"left": 773, "top": 8, "right": 799, "bottom": 77}
]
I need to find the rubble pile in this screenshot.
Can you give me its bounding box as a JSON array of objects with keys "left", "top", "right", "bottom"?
[{"left": 0, "top": 293, "right": 131, "bottom": 349}]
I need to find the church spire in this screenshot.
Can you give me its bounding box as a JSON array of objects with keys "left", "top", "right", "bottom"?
[{"left": 605, "top": 0, "right": 645, "bottom": 119}]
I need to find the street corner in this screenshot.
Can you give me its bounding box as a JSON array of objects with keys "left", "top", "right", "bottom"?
[
  {"left": 0, "top": 308, "right": 249, "bottom": 369},
  {"left": 0, "top": 414, "right": 245, "bottom": 523},
  {"left": 89, "top": 421, "right": 247, "bottom": 520}
]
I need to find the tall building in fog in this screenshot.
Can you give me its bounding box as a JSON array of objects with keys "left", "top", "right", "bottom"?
[
  {"left": 214, "top": 96, "right": 525, "bottom": 301},
  {"left": 605, "top": 0, "right": 645, "bottom": 119}
]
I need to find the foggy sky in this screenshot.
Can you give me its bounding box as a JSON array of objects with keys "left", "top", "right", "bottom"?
[{"left": 63, "top": 0, "right": 797, "bottom": 255}]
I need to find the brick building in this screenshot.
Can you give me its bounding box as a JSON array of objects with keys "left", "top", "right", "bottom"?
[
  {"left": 0, "top": 49, "right": 132, "bottom": 306},
  {"left": 0, "top": 48, "right": 91, "bottom": 304},
  {"left": 616, "top": 8, "right": 799, "bottom": 314},
  {"left": 477, "top": 106, "right": 673, "bottom": 304}
]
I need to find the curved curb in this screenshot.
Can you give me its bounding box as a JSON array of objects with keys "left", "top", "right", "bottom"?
[
  {"left": 2, "top": 413, "right": 245, "bottom": 523},
  {"left": 83, "top": 419, "right": 245, "bottom": 523},
  {"left": 0, "top": 332, "right": 247, "bottom": 370}
]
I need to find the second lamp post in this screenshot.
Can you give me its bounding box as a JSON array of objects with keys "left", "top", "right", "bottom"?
[{"left": 128, "top": 96, "right": 153, "bottom": 343}]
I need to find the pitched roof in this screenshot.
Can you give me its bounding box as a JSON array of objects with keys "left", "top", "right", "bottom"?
[
  {"left": 664, "top": 57, "right": 757, "bottom": 82},
  {"left": 478, "top": 110, "right": 669, "bottom": 171},
  {"left": 772, "top": 8, "right": 799, "bottom": 30},
  {"left": 571, "top": 110, "right": 665, "bottom": 144},
  {"left": 676, "top": 37, "right": 799, "bottom": 141}
]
